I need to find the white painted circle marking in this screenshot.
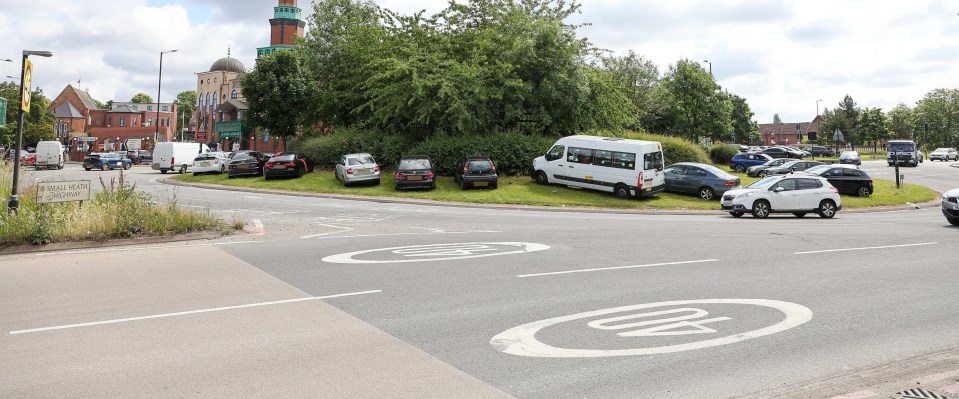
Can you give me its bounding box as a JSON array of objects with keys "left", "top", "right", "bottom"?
[
  {"left": 491, "top": 299, "right": 812, "bottom": 358},
  {"left": 322, "top": 242, "right": 550, "bottom": 264}
]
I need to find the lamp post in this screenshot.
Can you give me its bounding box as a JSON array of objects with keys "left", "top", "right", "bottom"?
[
  {"left": 8, "top": 50, "right": 53, "bottom": 215},
  {"left": 702, "top": 60, "right": 712, "bottom": 75},
  {"left": 816, "top": 99, "right": 823, "bottom": 117},
  {"left": 155, "top": 49, "right": 177, "bottom": 143}
]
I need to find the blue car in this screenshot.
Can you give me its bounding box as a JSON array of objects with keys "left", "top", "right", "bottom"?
[
  {"left": 729, "top": 153, "right": 773, "bottom": 173},
  {"left": 83, "top": 152, "right": 131, "bottom": 171},
  {"left": 664, "top": 162, "right": 742, "bottom": 201}
]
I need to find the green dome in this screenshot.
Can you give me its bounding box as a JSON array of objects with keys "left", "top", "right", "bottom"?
[{"left": 209, "top": 57, "right": 246, "bottom": 73}]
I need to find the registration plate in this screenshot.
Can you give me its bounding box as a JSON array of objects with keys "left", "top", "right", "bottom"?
[
  {"left": 274, "top": 165, "right": 286, "bottom": 170},
  {"left": 355, "top": 168, "right": 371, "bottom": 175},
  {"left": 201, "top": 161, "right": 210, "bottom": 167},
  {"left": 474, "top": 182, "right": 489, "bottom": 187},
  {"left": 408, "top": 175, "right": 422, "bottom": 181},
  {"left": 238, "top": 164, "right": 249, "bottom": 169}
]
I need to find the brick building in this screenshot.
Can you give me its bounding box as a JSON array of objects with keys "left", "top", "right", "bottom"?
[{"left": 759, "top": 115, "right": 824, "bottom": 146}]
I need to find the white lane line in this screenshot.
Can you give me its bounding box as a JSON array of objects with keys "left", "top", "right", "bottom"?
[
  {"left": 35, "top": 241, "right": 263, "bottom": 256},
  {"left": 213, "top": 240, "right": 258, "bottom": 246},
  {"left": 9, "top": 290, "right": 382, "bottom": 335},
  {"left": 517, "top": 259, "right": 718, "bottom": 278},
  {"left": 299, "top": 224, "right": 355, "bottom": 239},
  {"left": 794, "top": 242, "right": 938, "bottom": 255},
  {"left": 303, "top": 230, "right": 501, "bottom": 240}
]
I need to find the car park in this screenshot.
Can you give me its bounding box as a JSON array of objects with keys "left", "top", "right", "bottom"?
[
  {"left": 729, "top": 153, "right": 773, "bottom": 173},
  {"left": 839, "top": 150, "right": 861, "bottom": 165},
  {"left": 454, "top": 156, "right": 498, "bottom": 190},
  {"left": 930, "top": 147, "right": 958, "bottom": 161},
  {"left": 746, "top": 158, "right": 794, "bottom": 177},
  {"left": 192, "top": 152, "right": 232, "bottom": 175},
  {"left": 809, "top": 146, "right": 835, "bottom": 157},
  {"left": 760, "top": 147, "right": 803, "bottom": 159},
  {"left": 227, "top": 151, "right": 269, "bottom": 178},
  {"left": 761, "top": 160, "right": 825, "bottom": 176},
  {"left": 721, "top": 174, "right": 841, "bottom": 219},
  {"left": 335, "top": 153, "right": 381, "bottom": 186},
  {"left": 802, "top": 164, "right": 874, "bottom": 197},
  {"left": 264, "top": 152, "right": 309, "bottom": 180},
  {"left": 664, "top": 162, "right": 740, "bottom": 200},
  {"left": 394, "top": 155, "right": 436, "bottom": 190},
  {"left": 943, "top": 188, "right": 959, "bottom": 226},
  {"left": 532, "top": 135, "right": 666, "bottom": 199}
]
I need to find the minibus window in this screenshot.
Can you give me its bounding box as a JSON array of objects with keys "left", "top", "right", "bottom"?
[
  {"left": 611, "top": 152, "right": 635, "bottom": 170},
  {"left": 546, "top": 145, "right": 565, "bottom": 161},
  {"left": 644, "top": 152, "right": 664, "bottom": 171}
]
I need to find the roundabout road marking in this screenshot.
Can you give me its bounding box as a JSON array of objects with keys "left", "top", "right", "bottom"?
[
  {"left": 321, "top": 242, "right": 549, "bottom": 264},
  {"left": 491, "top": 299, "right": 812, "bottom": 358}
]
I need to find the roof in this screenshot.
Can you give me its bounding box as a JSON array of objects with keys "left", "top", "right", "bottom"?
[
  {"left": 108, "top": 105, "right": 139, "bottom": 113},
  {"left": 53, "top": 101, "right": 84, "bottom": 118},
  {"left": 71, "top": 86, "right": 100, "bottom": 111},
  {"left": 216, "top": 99, "right": 248, "bottom": 113},
  {"left": 210, "top": 57, "right": 246, "bottom": 73}
]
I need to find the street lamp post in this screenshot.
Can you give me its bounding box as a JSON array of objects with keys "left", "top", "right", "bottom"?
[
  {"left": 9, "top": 50, "right": 53, "bottom": 215},
  {"left": 816, "top": 99, "right": 823, "bottom": 117},
  {"left": 703, "top": 60, "right": 712, "bottom": 75},
  {"left": 155, "top": 49, "right": 177, "bottom": 143}
]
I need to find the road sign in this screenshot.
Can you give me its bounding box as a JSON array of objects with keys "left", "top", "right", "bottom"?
[
  {"left": 0, "top": 97, "right": 6, "bottom": 125},
  {"left": 125, "top": 138, "right": 141, "bottom": 150},
  {"left": 22, "top": 59, "right": 33, "bottom": 112},
  {"left": 37, "top": 180, "right": 91, "bottom": 204},
  {"left": 833, "top": 128, "right": 844, "bottom": 142},
  {"left": 76, "top": 137, "right": 97, "bottom": 142}
]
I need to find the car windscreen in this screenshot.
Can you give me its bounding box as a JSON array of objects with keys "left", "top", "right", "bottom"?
[
  {"left": 840, "top": 151, "right": 858, "bottom": 157},
  {"left": 467, "top": 160, "right": 493, "bottom": 172},
  {"left": 934, "top": 148, "right": 948, "bottom": 152},
  {"left": 399, "top": 159, "right": 431, "bottom": 170},
  {"left": 194, "top": 154, "right": 212, "bottom": 161},
  {"left": 348, "top": 156, "right": 375, "bottom": 165},
  {"left": 803, "top": 165, "right": 831, "bottom": 175},
  {"left": 271, "top": 154, "right": 296, "bottom": 162},
  {"left": 747, "top": 177, "right": 779, "bottom": 190},
  {"left": 888, "top": 142, "right": 915, "bottom": 151},
  {"left": 232, "top": 153, "right": 251, "bottom": 161}
]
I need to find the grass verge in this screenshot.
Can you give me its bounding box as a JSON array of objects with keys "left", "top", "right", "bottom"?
[
  {"left": 174, "top": 169, "right": 938, "bottom": 211},
  {"left": 1, "top": 166, "right": 236, "bottom": 247}
]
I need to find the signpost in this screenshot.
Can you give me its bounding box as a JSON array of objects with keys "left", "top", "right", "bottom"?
[
  {"left": 125, "top": 138, "right": 141, "bottom": 151},
  {"left": 21, "top": 59, "right": 33, "bottom": 112},
  {"left": 832, "top": 128, "right": 844, "bottom": 154},
  {"left": 37, "top": 180, "right": 91, "bottom": 205}
]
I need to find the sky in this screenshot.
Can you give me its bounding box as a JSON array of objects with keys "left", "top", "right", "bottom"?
[{"left": 2, "top": 0, "right": 957, "bottom": 124}]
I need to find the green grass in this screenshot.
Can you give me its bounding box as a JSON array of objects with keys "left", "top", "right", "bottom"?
[{"left": 174, "top": 169, "right": 939, "bottom": 211}]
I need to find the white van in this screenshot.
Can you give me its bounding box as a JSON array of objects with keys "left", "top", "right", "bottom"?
[
  {"left": 532, "top": 135, "right": 666, "bottom": 198},
  {"left": 35, "top": 141, "right": 64, "bottom": 170},
  {"left": 152, "top": 142, "right": 210, "bottom": 174}
]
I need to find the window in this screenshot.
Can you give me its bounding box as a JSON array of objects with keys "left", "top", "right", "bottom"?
[
  {"left": 844, "top": 169, "right": 863, "bottom": 177},
  {"left": 611, "top": 152, "right": 636, "bottom": 169},
  {"left": 686, "top": 167, "right": 707, "bottom": 177},
  {"left": 146, "top": 105, "right": 153, "bottom": 111},
  {"left": 593, "top": 150, "right": 612, "bottom": 167},
  {"left": 773, "top": 179, "right": 797, "bottom": 191},
  {"left": 162, "top": 106, "right": 168, "bottom": 112},
  {"left": 205, "top": 93, "right": 210, "bottom": 107},
  {"left": 546, "top": 145, "right": 564, "bottom": 161},
  {"left": 664, "top": 165, "right": 685, "bottom": 175},
  {"left": 133, "top": 117, "right": 137, "bottom": 126},
  {"left": 644, "top": 151, "right": 664, "bottom": 171},
  {"left": 567, "top": 147, "right": 592, "bottom": 164},
  {"left": 797, "top": 179, "right": 823, "bottom": 190},
  {"left": 147, "top": 118, "right": 152, "bottom": 126},
  {"left": 119, "top": 116, "right": 125, "bottom": 127},
  {"left": 231, "top": 90, "right": 238, "bottom": 99},
  {"left": 828, "top": 168, "right": 844, "bottom": 177}
]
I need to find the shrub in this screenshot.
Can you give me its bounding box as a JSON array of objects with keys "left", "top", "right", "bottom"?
[{"left": 707, "top": 144, "right": 740, "bottom": 165}]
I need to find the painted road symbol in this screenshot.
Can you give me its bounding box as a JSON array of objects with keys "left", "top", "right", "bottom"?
[
  {"left": 322, "top": 242, "right": 550, "bottom": 264},
  {"left": 491, "top": 299, "right": 812, "bottom": 358}
]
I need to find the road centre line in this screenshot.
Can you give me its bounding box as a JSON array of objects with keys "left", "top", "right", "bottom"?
[
  {"left": 35, "top": 241, "right": 263, "bottom": 256},
  {"left": 517, "top": 259, "right": 719, "bottom": 278},
  {"left": 794, "top": 242, "right": 938, "bottom": 255},
  {"left": 301, "top": 229, "right": 501, "bottom": 239},
  {"left": 9, "top": 290, "right": 382, "bottom": 335}
]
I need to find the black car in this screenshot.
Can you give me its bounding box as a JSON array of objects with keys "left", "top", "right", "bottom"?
[
  {"left": 802, "top": 164, "right": 874, "bottom": 197},
  {"left": 264, "top": 152, "right": 309, "bottom": 180},
  {"left": 394, "top": 155, "right": 436, "bottom": 190},
  {"left": 127, "top": 150, "right": 153, "bottom": 165},
  {"left": 453, "top": 156, "right": 498, "bottom": 190},
  {"left": 228, "top": 151, "right": 269, "bottom": 178},
  {"left": 809, "top": 146, "right": 835, "bottom": 157},
  {"left": 762, "top": 160, "right": 825, "bottom": 176},
  {"left": 761, "top": 147, "right": 804, "bottom": 159}
]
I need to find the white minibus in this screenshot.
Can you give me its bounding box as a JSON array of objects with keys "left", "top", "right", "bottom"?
[{"left": 532, "top": 135, "right": 665, "bottom": 198}]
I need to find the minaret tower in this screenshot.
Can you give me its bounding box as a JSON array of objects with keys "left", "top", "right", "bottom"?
[{"left": 257, "top": 0, "right": 306, "bottom": 59}]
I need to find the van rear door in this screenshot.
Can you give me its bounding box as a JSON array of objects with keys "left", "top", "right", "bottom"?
[{"left": 640, "top": 146, "right": 665, "bottom": 192}]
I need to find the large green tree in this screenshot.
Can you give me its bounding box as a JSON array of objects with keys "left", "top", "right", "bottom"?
[
  {"left": 659, "top": 59, "right": 731, "bottom": 142},
  {"left": 241, "top": 50, "right": 314, "bottom": 149},
  {"left": 174, "top": 90, "right": 197, "bottom": 131},
  {"left": 599, "top": 50, "right": 663, "bottom": 132},
  {"left": 729, "top": 94, "right": 759, "bottom": 144},
  {"left": 857, "top": 107, "right": 891, "bottom": 144},
  {"left": 915, "top": 88, "right": 959, "bottom": 149},
  {"left": 818, "top": 95, "right": 861, "bottom": 144},
  {"left": 886, "top": 103, "right": 915, "bottom": 140},
  {"left": 130, "top": 92, "right": 154, "bottom": 104}
]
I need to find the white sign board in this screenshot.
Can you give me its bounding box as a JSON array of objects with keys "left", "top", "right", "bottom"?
[
  {"left": 37, "top": 180, "right": 91, "bottom": 204},
  {"left": 125, "top": 138, "right": 141, "bottom": 150}
]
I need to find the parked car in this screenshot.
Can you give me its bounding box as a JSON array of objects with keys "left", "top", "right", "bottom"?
[
  {"left": 746, "top": 158, "right": 795, "bottom": 177},
  {"left": 335, "top": 153, "right": 381, "bottom": 186},
  {"left": 192, "top": 152, "right": 232, "bottom": 175},
  {"left": 454, "top": 156, "right": 498, "bottom": 190},
  {"left": 930, "top": 147, "right": 958, "bottom": 161},
  {"left": 839, "top": 150, "right": 861, "bottom": 165},
  {"left": 809, "top": 146, "right": 835, "bottom": 157},
  {"left": 264, "top": 152, "right": 309, "bottom": 180},
  {"left": 737, "top": 145, "right": 750, "bottom": 153},
  {"left": 394, "top": 155, "right": 436, "bottom": 190},
  {"left": 801, "top": 164, "right": 874, "bottom": 197},
  {"left": 128, "top": 150, "right": 153, "bottom": 165},
  {"left": 664, "top": 163, "right": 741, "bottom": 200},
  {"left": 761, "top": 147, "right": 804, "bottom": 159},
  {"left": 783, "top": 146, "right": 812, "bottom": 158},
  {"left": 21, "top": 152, "right": 36, "bottom": 166},
  {"left": 942, "top": 188, "right": 959, "bottom": 226},
  {"left": 761, "top": 160, "right": 825, "bottom": 176},
  {"left": 227, "top": 151, "right": 268, "bottom": 178},
  {"left": 729, "top": 153, "right": 774, "bottom": 173},
  {"left": 721, "top": 174, "right": 842, "bottom": 219}
]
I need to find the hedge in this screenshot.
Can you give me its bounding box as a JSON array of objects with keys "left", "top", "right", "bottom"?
[{"left": 707, "top": 144, "right": 740, "bottom": 165}]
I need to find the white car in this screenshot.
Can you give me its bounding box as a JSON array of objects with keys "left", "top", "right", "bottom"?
[
  {"left": 192, "top": 152, "right": 231, "bottom": 175},
  {"left": 721, "top": 175, "right": 842, "bottom": 219},
  {"left": 335, "top": 153, "right": 381, "bottom": 186},
  {"left": 943, "top": 188, "right": 959, "bottom": 226},
  {"left": 930, "top": 147, "right": 958, "bottom": 161}
]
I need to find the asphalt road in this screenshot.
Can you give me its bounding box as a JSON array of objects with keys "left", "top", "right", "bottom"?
[{"left": 2, "top": 159, "right": 958, "bottom": 398}]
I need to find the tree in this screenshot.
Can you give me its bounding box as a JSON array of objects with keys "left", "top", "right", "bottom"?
[
  {"left": 773, "top": 114, "right": 782, "bottom": 124},
  {"left": 0, "top": 85, "right": 55, "bottom": 148},
  {"left": 174, "top": 90, "right": 197, "bottom": 130},
  {"left": 818, "top": 95, "right": 861, "bottom": 144},
  {"left": 857, "top": 107, "right": 891, "bottom": 144},
  {"left": 241, "top": 50, "right": 314, "bottom": 149},
  {"left": 887, "top": 103, "right": 915, "bottom": 140},
  {"left": 659, "top": 59, "right": 732, "bottom": 142},
  {"left": 729, "top": 94, "right": 759, "bottom": 144},
  {"left": 915, "top": 88, "right": 959, "bottom": 149},
  {"left": 598, "top": 50, "right": 663, "bottom": 131},
  {"left": 130, "top": 93, "right": 154, "bottom": 104}
]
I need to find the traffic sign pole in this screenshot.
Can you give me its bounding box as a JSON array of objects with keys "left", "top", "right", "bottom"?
[{"left": 8, "top": 54, "right": 29, "bottom": 215}]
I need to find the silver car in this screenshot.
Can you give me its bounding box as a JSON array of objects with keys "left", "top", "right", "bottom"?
[
  {"left": 943, "top": 188, "right": 959, "bottom": 226},
  {"left": 335, "top": 153, "right": 381, "bottom": 186}
]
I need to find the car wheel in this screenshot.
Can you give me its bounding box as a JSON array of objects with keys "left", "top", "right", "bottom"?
[
  {"left": 949, "top": 217, "right": 959, "bottom": 226},
  {"left": 817, "top": 200, "right": 837, "bottom": 219},
  {"left": 751, "top": 200, "right": 771, "bottom": 218},
  {"left": 124, "top": 163, "right": 130, "bottom": 170},
  {"left": 490, "top": 182, "right": 497, "bottom": 189},
  {"left": 430, "top": 183, "right": 436, "bottom": 190},
  {"left": 734, "top": 164, "right": 745, "bottom": 173},
  {"left": 160, "top": 169, "right": 168, "bottom": 174},
  {"left": 179, "top": 165, "right": 187, "bottom": 174},
  {"left": 760, "top": 170, "right": 769, "bottom": 177},
  {"left": 729, "top": 212, "right": 744, "bottom": 218},
  {"left": 614, "top": 184, "right": 631, "bottom": 199},
  {"left": 793, "top": 212, "right": 806, "bottom": 218},
  {"left": 264, "top": 175, "right": 271, "bottom": 181},
  {"left": 58, "top": 163, "right": 64, "bottom": 170},
  {"left": 101, "top": 164, "right": 107, "bottom": 171},
  {"left": 84, "top": 167, "right": 91, "bottom": 171},
  {"left": 698, "top": 187, "right": 715, "bottom": 201},
  {"left": 856, "top": 186, "right": 872, "bottom": 197},
  {"left": 192, "top": 172, "right": 199, "bottom": 176},
  {"left": 534, "top": 171, "right": 549, "bottom": 185},
  {"left": 459, "top": 178, "right": 467, "bottom": 190}
]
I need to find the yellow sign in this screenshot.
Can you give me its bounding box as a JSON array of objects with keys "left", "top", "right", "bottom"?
[{"left": 21, "top": 59, "right": 33, "bottom": 112}]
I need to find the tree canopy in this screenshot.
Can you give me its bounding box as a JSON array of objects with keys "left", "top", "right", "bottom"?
[
  {"left": 130, "top": 93, "right": 154, "bottom": 104},
  {"left": 241, "top": 50, "right": 314, "bottom": 148}
]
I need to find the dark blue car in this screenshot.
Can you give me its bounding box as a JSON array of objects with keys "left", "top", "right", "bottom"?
[
  {"left": 729, "top": 153, "right": 773, "bottom": 173},
  {"left": 664, "top": 162, "right": 742, "bottom": 200}
]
